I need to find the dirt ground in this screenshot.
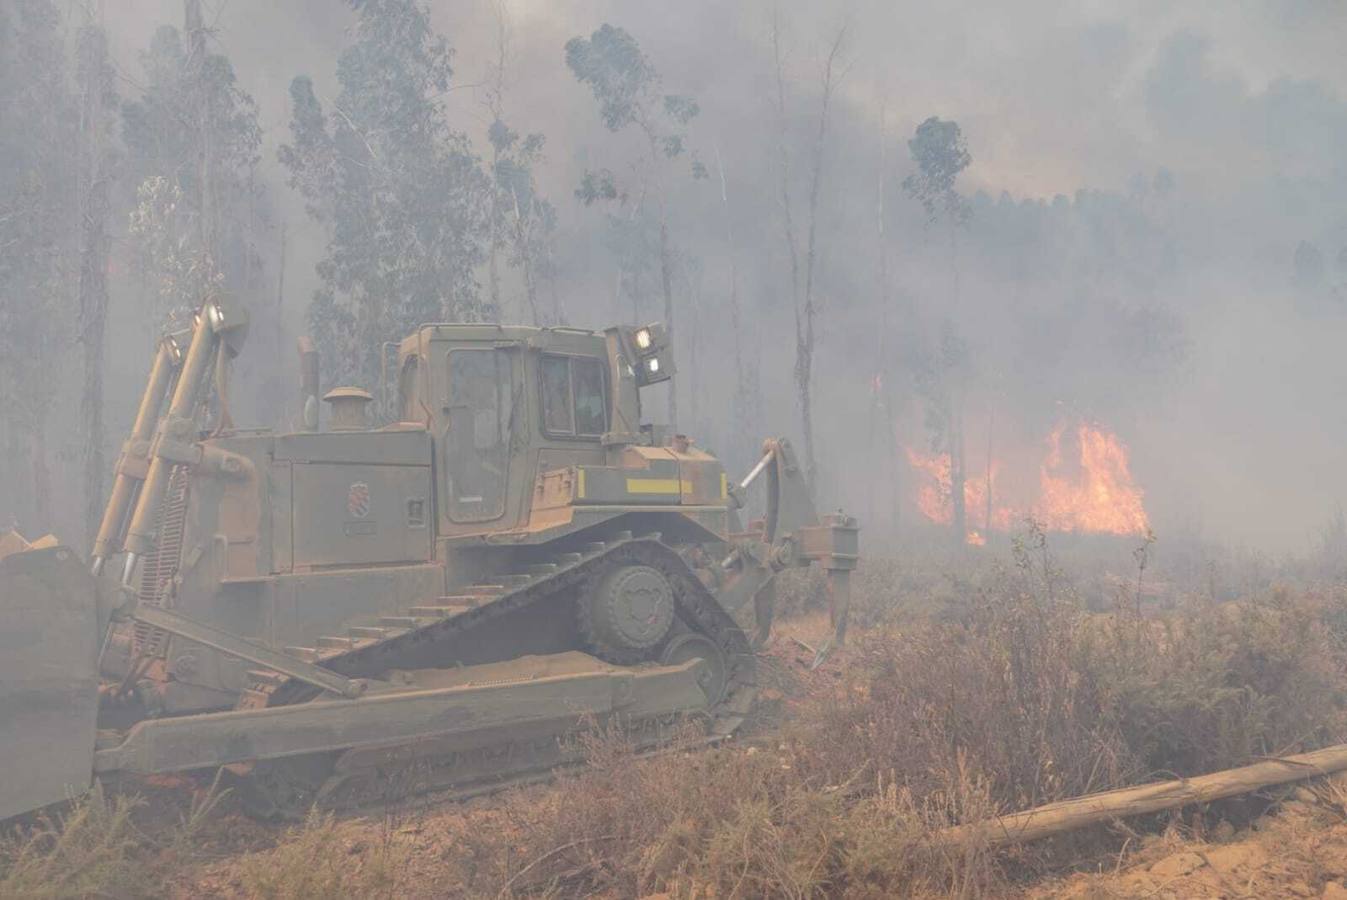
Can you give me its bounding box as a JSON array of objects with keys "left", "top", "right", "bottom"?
[
  {"left": 175, "top": 780, "right": 1347, "bottom": 898},
  {"left": 1029, "top": 782, "right": 1347, "bottom": 900}
]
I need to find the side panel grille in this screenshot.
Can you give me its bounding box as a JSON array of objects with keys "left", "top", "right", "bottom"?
[{"left": 132, "top": 465, "right": 191, "bottom": 657}]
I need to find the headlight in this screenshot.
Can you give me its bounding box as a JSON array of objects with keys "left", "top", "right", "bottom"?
[
  {"left": 647, "top": 357, "right": 660, "bottom": 373},
  {"left": 635, "top": 328, "right": 652, "bottom": 350},
  {"left": 206, "top": 303, "right": 225, "bottom": 329}
]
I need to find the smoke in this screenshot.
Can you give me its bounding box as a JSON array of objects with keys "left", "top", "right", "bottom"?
[{"left": 26, "top": 0, "right": 1347, "bottom": 550}]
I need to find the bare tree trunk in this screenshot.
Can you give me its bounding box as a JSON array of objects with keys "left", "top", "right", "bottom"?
[
  {"left": 713, "top": 141, "right": 752, "bottom": 467},
  {"left": 950, "top": 393, "right": 966, "bottom": 544},
  {"left": 30, "top": 425, "right": 52, "bottom": 536},
  {"left": 947, "top": 202, "right": 967, "bottom": 544},
  {"left": 186, "top": 0, "right": 217, "bottom": 273},
  {"left": 485, "top": 1, "right": 508, "bottom": 320},
  {"left": 487, "top": 202, "right": 502, "bottom": 315},
  {"left": 984, "top": 409, "right": 994, "bottom": 537},
  {"left": 770, "top": 13, "right": 803, "bottom": 462},
  {"left": 276, "top": 221, "right": 288, "bottom": 425},
  {"left": 76, "top": 20, "right": 114, "bottom": 547},
  {"left": 658, "top": 213, "right": 677, "bottom": 429},
  {"left": 548, "top": 246, "right": 564, "bottom": 324},
  {"left": 867, "top": 101, "right": 888, "bottom": 530},
  {"left": 511, "top": 194, "right": 541, "bottom": 325},
  {"left": 796, "top": 26, "right": 846, "bottom": 495},
  {"left": 688, "top": 265, "right": 701, "bottom": 438},
  {"left": 942, "top": 741, "right": 1347, "bottom": 849}
]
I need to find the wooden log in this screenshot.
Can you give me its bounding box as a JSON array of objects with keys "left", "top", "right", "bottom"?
[{"left": 941, "top": 743, "right": 1347, "bottom": 848}]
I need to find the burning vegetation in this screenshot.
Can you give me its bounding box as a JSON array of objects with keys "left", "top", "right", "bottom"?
[{"left": 907, "top": 421, "right": 1150, "bottom": 543}]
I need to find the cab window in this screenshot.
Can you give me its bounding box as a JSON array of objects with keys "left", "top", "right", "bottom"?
[
  {"left": 540, "top": 354, "right": 607, "bottom": 438},
  {"left": 398, "top": 356, "right": 421, "bottom": 422},
  {"left": 446, "top": 348, "right": 513, "bottom": 521}
]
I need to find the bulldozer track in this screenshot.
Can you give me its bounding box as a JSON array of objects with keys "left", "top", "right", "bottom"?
[{"left": 234, "top": 533, "right": 756, "bottom": 816}]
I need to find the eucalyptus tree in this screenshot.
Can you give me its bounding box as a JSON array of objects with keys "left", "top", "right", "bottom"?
[
  {"left": 122, "top": 0, "right": 263, "bottom": 327},
  {"left": 566, "top": 23, "right": 706, "bottom": 426},
  {"left": 0, "top": 0, "right": 75, "bottom": 533},
  {"left": 483, "top": 4, "right": 557, "bottom": 326},
  {"left": 75, "top": 16, "right": 119, "bottom": 544},
  {"left": 769, "top": 18, "right": 847, "bottom": 495},
  {"left": 904, "top": 115, "right": 973, "bottom": 544},
  {"left": 281, "top": 0, "right": 492, "bottom": 390}
]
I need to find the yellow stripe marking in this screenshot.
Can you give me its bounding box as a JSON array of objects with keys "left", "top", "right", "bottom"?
[
  {"left": 625, "top": 477, "right": 681, "bottom": 495},
  {"left": 577, "top": 468, "right": 586, "bottom": 499},
  {"left": 720, "top": 472, "right": 728, "bottom": 500}
]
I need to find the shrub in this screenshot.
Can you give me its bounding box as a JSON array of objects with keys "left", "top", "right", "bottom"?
[
  {"left": 238, "top": 807, "right": 407, "bottom": 900},
  {"left": 0, "top": 783, "right": 146, "bottom": 899}
]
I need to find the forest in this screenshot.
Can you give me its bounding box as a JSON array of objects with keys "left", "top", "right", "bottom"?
[
  {"left": 3, "top": 0, "right": 1343, "bottom": 553},
  {"left": 4, "top": 1, "right": 1347, "bottom": 897}
]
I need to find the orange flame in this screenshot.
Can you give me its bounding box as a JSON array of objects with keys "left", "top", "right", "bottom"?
[
  {"left": 906, "top": 421, "right": 1149, "bottom": 540},
  {"left": 1035, "top": 423, "right": 1149, "bottom": 535}
]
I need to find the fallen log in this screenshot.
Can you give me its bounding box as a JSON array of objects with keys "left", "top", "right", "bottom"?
[{"left": 941, "top": 742, "right": 1347, "bottom": 848}]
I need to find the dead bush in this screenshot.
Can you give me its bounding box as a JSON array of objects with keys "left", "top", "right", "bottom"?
[
  {"left": 1084, "top": 587, "right": 1347, "bottom": 777},
  {"left": 238, "top": 808, "right": 407, "bottom": 900},
  {"left": 0, "top": 783, "right": 147, "bottom": 899}
]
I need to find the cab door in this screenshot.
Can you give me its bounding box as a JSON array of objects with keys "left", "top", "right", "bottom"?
[{"left": 440, "top": 345, "right": 519, "bottom": 526}]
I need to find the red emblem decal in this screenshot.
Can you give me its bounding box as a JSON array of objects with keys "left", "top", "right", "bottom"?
[{"left": 347, "top": 482, "right": 371, "bottom": 518}]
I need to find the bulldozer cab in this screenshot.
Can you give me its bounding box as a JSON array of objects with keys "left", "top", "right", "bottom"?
[{"left": 396, "top": 324, "right": 663, "bottom": 537}]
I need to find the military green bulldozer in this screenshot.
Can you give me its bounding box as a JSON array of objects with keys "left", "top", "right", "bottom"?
[{"left": 0, "top": 298, "right": 857, "bottom": 821}]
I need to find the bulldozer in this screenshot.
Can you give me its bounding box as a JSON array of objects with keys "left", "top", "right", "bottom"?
[{"left": 0, "top": 297, "right": 857, "bottom": 821}]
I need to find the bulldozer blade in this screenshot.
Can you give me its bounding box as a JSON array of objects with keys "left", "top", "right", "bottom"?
[{"left": 0, "top": 546, "right": 101, "bottom": 820}]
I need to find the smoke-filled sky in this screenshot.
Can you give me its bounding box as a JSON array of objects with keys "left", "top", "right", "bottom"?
[{"left": 69, "top": 1, "right": 1347, "bottom": 550}]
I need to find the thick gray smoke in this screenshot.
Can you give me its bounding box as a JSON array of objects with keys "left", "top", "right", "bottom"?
[{"left": 16, "top": 0, "right": 1347, "bottom": 551}]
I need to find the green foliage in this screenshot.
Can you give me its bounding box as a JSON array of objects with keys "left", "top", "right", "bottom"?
[
  {"left": 565, "top": 24, "right": 657, "bottom": 132},
  {"left": 566, "top": 23, "right": 703, "bottom": 338},
  {"left": 903, "top": 116, "right": 972, "bottom": 225},
  {"left": 121, "top": 17, "right": 265, "bottom": 325},
  {"left": 0, "top": 0, "right": 77, "bottom": 532},
  {"left": 487, "top": 119, "right": 557, "bottom": 324},
  {"left": 0, "top": 0, "right": 74, "bottom": 427},
  {"left": 281, "top": 0, "right": 491, "bottom": 388},
  {"left": 911, "top": 322, "right": 971, "bottom": 454}
]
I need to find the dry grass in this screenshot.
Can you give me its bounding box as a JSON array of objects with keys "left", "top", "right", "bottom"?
[
  {"left": 436, "top": 530, "right": 1347, "bottom": 897},
  {"left": 10, "top": 531, "right": 1347, "bottom": 898},
  {"left": 236, "top": 808, "right": 408, "bottom": 900},
  {"left": 0, "top": 783, "right": 146, "bottom": 899}
]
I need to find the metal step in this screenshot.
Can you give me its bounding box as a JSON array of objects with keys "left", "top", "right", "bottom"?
[
  {"left": 284, "top": 646, "right": 320, "bottom": 663},
  {"left": 407, "top": 604, "right": 473, "bottom": 619},
  {"left": 526, "top": 563, "right": 559, "bottom": 575},
  {"left": 553, "top": 553, "right": 583, "bottom": 566},
  {"left": 463, "top": 584, "right": 505, "bottom": 597},
  {"left": 437, "top": 594, "right": 483, "bottom": 606},
  {"left": 239, "top": 687, "right": 272, "bottom": 706},
  {"left": 349, "top": 626, "right": 393, "bottom": 640},
  {"left": 318, "top": 635, "right": 355, "bottom": 650},
  {"left": 246, "top": 669, "right": 286, "bottom": 687},
  {"left": 641, "top": 531, "right": 662, "bottom": 542},
  {"left": 497, "top": 574, "right": 532, "bottom": 587},
  {"left": 612, "top": 530, "right": 633, "bottom": 541},
  {"left": 379, "top": 615, "right": 436, "bottom": 629},
  {"left": 583, "top": 542, "right": 606, "bottom": 554}
]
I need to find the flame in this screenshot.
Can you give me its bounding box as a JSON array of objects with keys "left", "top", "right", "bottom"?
[
  {"left": 904, "top": 447, "right": 1013, "bottom": 543},
  {"left": 905, "top": 446, "right": 955, "bottom": 526},
  {"left": 905, "top": 421, "right": 1149, "bottom": 540},
  {"left": 1035, "top": 423, "right": 1149, "bottom": 535}
]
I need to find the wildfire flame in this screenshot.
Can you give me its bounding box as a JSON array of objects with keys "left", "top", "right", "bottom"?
[{"left": 906, "top": 421, "right": 1149, "bottom": 542}]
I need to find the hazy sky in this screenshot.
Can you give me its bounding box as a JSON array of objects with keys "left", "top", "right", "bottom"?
[{"left": 82, "top": 1, "right": 1347, "bottom": 551}]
